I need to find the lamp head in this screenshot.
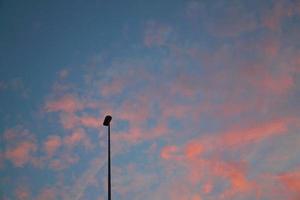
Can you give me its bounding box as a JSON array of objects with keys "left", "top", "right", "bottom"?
[{"left": 103, "top": 115, "right": 112, "bottom": 126}]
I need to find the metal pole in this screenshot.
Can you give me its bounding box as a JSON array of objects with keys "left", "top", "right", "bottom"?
[
  {"left": 103, "top": 115, "right": 112, "bottom": 200},
  {"left": 108, "top": 124, "right": 111, "bottom": 200}
]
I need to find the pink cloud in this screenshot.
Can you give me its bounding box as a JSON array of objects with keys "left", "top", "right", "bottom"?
[
  {"left": 49, "top": 153, "right": 79, "bottom": 171},
  {"left": 3, "top": 127, "right": 37, "bottom": 167},
  {"left": 169, "top": 73, "right": 199, "bottom": 98},
  {"left": 184, "top": 141, "right": 203, "bottom": 159},
  {"left": 164, "top": 181, "right": 202, "bottom": 200},
  {"left": 191, "top": 194, "right": 202, "bottom": 200},
  {"left": 113, "top": 164, "right": 158, "bottom": 199},
  {"left": 5, "top": 141, "right": 37, "bottom": 167},
  {"left": 213, "top": 161, "right": 252, "bottom": 193},
  {"left": 242, "top": 62, "right": 295, "bottom": 96},
  {"left": 63, "top": 128, "right": 92, "bottom": 149},
  {"left": 116, "top": 97, "right": 151, "bottom": 125},
  {"left": 59, "top": 113, "right": 79, "bottom": 129},
  {"left": 35, "top": 187, "right": 58, "bottom": 200},
  {"left": 262, "top": 1, "right": 295, "bottom": 30},
  {"left": 278, "top": 170, "right": 300, "bottom": 194},
  {"left": 202, "top": 182, "right": 213, "bottom": 194},
  {"left": 79, "top": 116, "right": 100, "bottom": 128},
  {"left": 45, "top": 94, "right": 83, "bottom": 113},
  {"left": 32, "top": 16, "right": 300, "bottom": 199},
  {"left": 44, "top": 136, "right": 62, "bottom": 156},
  {"left": 219, "top": 118, "right": 288, "bottom": 149},
  {"left": 160, "top": 145, "right": 180, "bottom": 160},
  {"left": 100, "top": 78, "right": 126, "bottom": 97},
  {"left": 15, "top": 186, "right": 31, "bottom": 200},
  {"left": 158, "top": 117, "right": 296, "bottom": 198},
  {"left": 112, "top": 120, "right": 169, "bottom": 146},
  {"left": 164, "top": 117, "right": 292, "bottom": 159}
]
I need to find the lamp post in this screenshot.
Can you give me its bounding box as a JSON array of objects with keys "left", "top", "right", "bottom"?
[{"left": 103, "top": 115, "right": 112, "bottom": 200}]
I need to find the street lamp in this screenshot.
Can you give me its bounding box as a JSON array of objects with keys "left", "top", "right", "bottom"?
[{"left": 103, "top": 115, "right": 112, "bottom": 200}]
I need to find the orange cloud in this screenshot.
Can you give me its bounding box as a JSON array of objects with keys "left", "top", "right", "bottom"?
[
  {"left": 184, "top": 141, "right": 203, "bottom": 159},
  {"left": 279, "top": 170, "right": 300, "bottom": 193}
]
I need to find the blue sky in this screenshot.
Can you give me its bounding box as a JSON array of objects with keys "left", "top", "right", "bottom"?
[{"left": 1, "top": 0, "right": 300, "bottom": 199}]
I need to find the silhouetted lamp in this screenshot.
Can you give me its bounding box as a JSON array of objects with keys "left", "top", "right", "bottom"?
[
  {"left": 103, "top": 115, "right": 112, "bottom": 126},
  {"left": 103, "top": 115, "right": 112, "bottom": 200}
]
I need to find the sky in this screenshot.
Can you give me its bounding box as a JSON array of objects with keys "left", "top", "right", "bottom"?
[{"left": 0, "top": 0, "right": 300, "bottom": 199}]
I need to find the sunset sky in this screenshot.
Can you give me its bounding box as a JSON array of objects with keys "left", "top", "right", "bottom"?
[{"left": 1, "top": 0, "right": 300, "bottom": 199}]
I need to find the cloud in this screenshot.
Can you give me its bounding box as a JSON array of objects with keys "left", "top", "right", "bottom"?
[
  {"left": 202, "top": 182, "right": 213, "bottom": 194},
  {"left": 58, "top": 69, "right": 69, "bottom": 79},
  {"left": 79, "top": 116, "right": 100, "bottom": 128},
  {"left": 44, "top": 136, "right": 62, "bottom": 157},
  {"left": 19, "top": 4, "right": 300, "bottom": 198},
  {"left": 65, "top": 157, "right": 106, "bottom": 200},
  {"left": 3, "top": 127, "right": 37, "bottom": 167},
  {"left": 207, "top": 3, "right": 257, "bottom": 37},
  {"left": 59, "top": 113, "right": 79, "bottom": 129},
  {"left": 100, "top": 78, "right": 126, "bottom": 97},
  {"left": 218, "top": 118, "right": 288, "bottom": 149},
  {"left": 63, "top": 128, "right": 92, "bottom": 149},
  {"left": 5, "top": 141, "right": 37, "bottom": 167},
  {"left": 112, "top": 164, "right": 158, "bottom": 199},
  {"left": 158, "top": 116, "right": 297, "bottom": 198},
  {"left": 48, "top": 152, "right": 79, "bottom": 171},
  {"left": 185, "top": 1, "right": 257, "bottom": 37},
  {"left": 184, "top": 141, "right": 203, "bottom": 159},
  {"left": 143, "top": 21, "right": 172, "bottom": 47},
  {"left": 261, "top": 0, "right": 296, "bottom": 30},
  {"left": 278, "top": 170, "right": 300, "bottom": 194},
  {"left": 185, "top": 1, "right": 205, "bottom": 21},
  {"left": 45, "top": 94, "right": 84, "bottom": 113},
  {"left": 160, "top": 145, "right": 179, "bottom": 160},
  {"left": 35, "top": 187, "right": 58, "bottom": 200},
  {"left": 15, "top": 186, "right": 31, "bottom": 200}
]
